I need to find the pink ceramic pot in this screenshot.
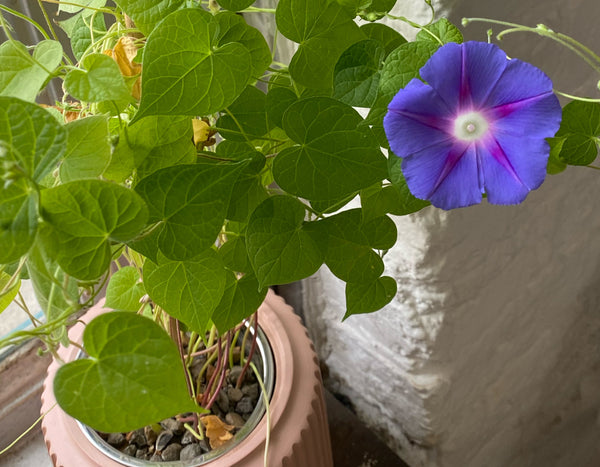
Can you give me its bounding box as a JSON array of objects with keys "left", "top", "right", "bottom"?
[{"left": 41, "top": 290, "right": 333, "bottom": 466}]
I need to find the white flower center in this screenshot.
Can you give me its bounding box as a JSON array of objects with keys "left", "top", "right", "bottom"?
[{"left": 453, "top": 112, "right": 489, "bottom": 142}]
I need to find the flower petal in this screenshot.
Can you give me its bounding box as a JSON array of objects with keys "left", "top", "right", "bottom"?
[
  {"left": 402, "top": 141, "right": 482, "bottom": 210},
  {"left": 384, "top": 78, "right": 453, "bottom": 156},
  {"left": 489, "top": 91, "right": 562, "bottom": 139},
  {"left": 488, "top": 132, "right": 550, "bottom": 191},
  {"left": 485, "top": 58, "right": 555, "bottom": 108},
  {"left": 479, "top": 136, "right": 539, "bottom": 205},
  {"left": 420, "top": 41, "right": 508, "bottom": 111}
]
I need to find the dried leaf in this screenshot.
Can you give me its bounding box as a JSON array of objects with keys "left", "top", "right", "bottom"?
[
  {"left": 106, "top": 37, "right": 142, "bottom": 99},
  {"left": 193, "top": 119, "right": 211, "bottom": 146},
  {"left": 201, "top": 415, "right": 235, "bottom": 449}
]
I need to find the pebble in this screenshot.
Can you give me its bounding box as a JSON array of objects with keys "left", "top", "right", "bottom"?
[
  {"left": 225, "top": 412, "right": 245, "bottom": 428},
  {"left": 144, "top": 425, "right": 159, "bottom": 445},
  {"left": 149, "top": 453, "right": 162, "bottom": 462},
  {"left": 242, "top": 383, "right": 259, "bottom": 401},
  {"left": 126, "top": 428, "right": 146, "bottom": 447},
  {"left": 161, "top": 443, "right": 182, "bottom": 461},
  {"left": 228, "top": 366, "right": 243, "bottom": 385},
  {"left": 122, "top": 444, "right": 137, "bottom": 457},
  {"left": 106, "top": 432, "right": 125, "bottom": 447},
  {"left": 155, "top": 430, "right": 173, "bottom": 451},
  {"left": 181, "top": 430, "right": 195, "bottom": 445},
  {"left": 235, "top": 396, "right": 255, "bottom": 414},
  {"left": 227, "top": 386, "right": 244, "bottom": 403},
  {"left": 216, "top": 390, "right": 230, "bottom": 413},
  {"left": 180, "top": 443, "right": 206, "bottom": 461},
  {"left": 161, "top": 418, "right": 184, "bottom": 435},
  {"left": 135, "top": 448, "right": 149, "bottom": 459}
]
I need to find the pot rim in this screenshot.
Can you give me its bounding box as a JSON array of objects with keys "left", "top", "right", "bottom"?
[{"left": 76, "top": 322, "right": 275, "bottom": 466}]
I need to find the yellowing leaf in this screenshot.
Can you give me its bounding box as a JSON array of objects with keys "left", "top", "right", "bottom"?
[
  {"left": 193, "top": 119, "right": 211, "bottom": 146},
  {"left": 201, "top": 415, "right": 235, "bottom": 449},
  {"left": 106, "top": 37, "right": 142, "bottom": 99}
]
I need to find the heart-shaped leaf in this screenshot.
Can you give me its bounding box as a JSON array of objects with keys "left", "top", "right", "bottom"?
[
  {"left": 554, "top": 101, "right": 600, "bottom": 165},
  {"left": 273, "top": 97, "right": 387, "bottom": 201},
  {"left": 60, "top": 115, "right": 111, "bottom": 182},
  {"left": 333, "top": 39, "right": 385, "bottom": 107},
  {"left": 70, "top": 13, "right": 106, "bottom": 61},
  {"left": 246, "top": 196, "right": 324, "bottom": 287},
  {"left": 105, "top": 266, "right": 146, "bottom": 312},
  {"left": 217, "top": 0, "right": 255, "bottom": 11},
  {"left": 54, "top": 311, "right": 200, "bottom": 433},
  {"left": 217, "top": 86, "right": 268, "bottom": 141},
  {"left": 416, "top": 18, "right": 463, "bottom": 45},
  {"left": 64, "top": 53, "right": 131, "bottom": 104},
  {"left": 212, "top": 271, "right": 267, "bottom": 333},
  {"left": 39, "top": 180, "right": 149, "bottom": 280},
  {"left": 360, "top": 23, "right": 406, "bottom": 57},
  {"left": 0, "top": 98, "right": 67, "bottom": 262},
  {"left": 143, "top": 250, "right": 227, "bottom": 333},
  {"left": 317, "top": 209, "right": 396, "bottom": 283},
  {"left": 135, "top": 162, "right": 247, "bottom": 261},
  {"left": 114, "top": 0, "right": 185, "bottom": 36},
  {"left": 134, "top": 9, "right": 252, "bottom": 121},
  {"left": 0, "top": 40, "right": 63, "bottom": 102},
  {"left": 344, "top": 276, "right": 397, "bottom": 319},
  {"left": 276, "top": 0, "right": 365, "bottom": 89}
]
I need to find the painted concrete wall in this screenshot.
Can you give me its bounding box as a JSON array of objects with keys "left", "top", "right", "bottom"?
[{"left": 299, "top": 1, "right": 600, "bottom": 466}]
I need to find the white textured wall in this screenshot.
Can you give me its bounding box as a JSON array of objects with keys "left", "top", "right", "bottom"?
[{"left": 301, "top": 1, "right": 600, "bottom": 466}]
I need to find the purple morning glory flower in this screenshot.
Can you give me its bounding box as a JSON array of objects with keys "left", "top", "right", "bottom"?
[{"left": 383, "top": 41, "right": 562, "bottom": 210}]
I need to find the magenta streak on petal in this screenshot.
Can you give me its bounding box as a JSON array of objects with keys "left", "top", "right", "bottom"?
[
  {"left": 459, "top": 46, "right": 471, "bottom": 110},
  {"left": 483, "top": 136, "right": 526, "bottom": 187},
  {"left": 488, "top": 91, "right": 553, "bottom": 119},
  {"left": 387, "top": 108, "right": 453, "bottom": 133},
  {"left": 428, "top": 142, "right": 471, "bottom": 198}
]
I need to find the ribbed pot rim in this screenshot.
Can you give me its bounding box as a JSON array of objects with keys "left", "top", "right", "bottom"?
[{"left": 76, "top": 322, "right": 275, "bottom": 467}]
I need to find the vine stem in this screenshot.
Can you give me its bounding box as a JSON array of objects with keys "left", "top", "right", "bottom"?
[
  {"left": 172, "top": 318, "right": 199, "bottom": 432},
  {"left": 237, "top": 310, "right": 259, "bottom": 389},
  {"left": 205, "top": 331, "right": 231, "bottom": 411},
  {"left": 462, "top": 18, "right": 600, "bottom": 76},
  {"left": 0, "top": 5, "right": 50, "bottom": 40}
]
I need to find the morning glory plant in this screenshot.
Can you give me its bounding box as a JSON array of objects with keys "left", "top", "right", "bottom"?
[
  {"left": 383, "top": 41, "right": 562, "bottom": 209},
  {"left": 0, "top": 0, "right": 598, "bottom": 443}
]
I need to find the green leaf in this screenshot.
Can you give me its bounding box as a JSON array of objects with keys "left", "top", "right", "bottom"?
[
  {"left": 0, "top": 40, "right": 63, "bottom": 102},
  {"left": 360, "top": 23, "right": 407, "bottom": 57},
  {"left": 39, "top": 180, "right": 149, "bottom": 280},
  {"left": 547, "top": 137, "right": 567, "bottom": 174},
  {"left": 217, "top": 86, "right": 268, "bottom": 141},
  {"left": 219, "top": 236, "right": 251, "bottom": 273},
  {"left": 143, "top": 250, "right": 227, "bottom": 333},
  {"left": 266, "top": 87, "right": 298, "bottom": 129},
  {"left": 0, "top": 96, "right": 67, "bottom": 182},
  {"left": 60, "top": 115, "right": 111, "bottom": 182},
  {"left": 105, "top": 116, "right": 195, "bottom": 182},
  {"left": 273, "top": 97, "right": 387, "bottom": 200},
  {"left": 114, "top": 0, "right": 185, "bottom": 36},
  {"left": 276, "top": 0, "right": 365, "bottom": 89},
  {"left": 333, "top": 39, "right": 385, "bottom": 107},
  {"left": 59, "top": 0, "right": 106, "bottom": 14},
  {"left": 214, "top": 12, "right": 271, "bottom": 79},
  {"left": 217, "top": 0, "right": 255, "bottom": 10},
  {"left": 0, "top": 98, "right": 66, "bottom": 263},
  {"left": 416, "top": 18, "right": 463, "bottom": 45},
  {"left": 27, "top": 241, "right": 79, "bottom": 329},
  {"left": 344, "top": 276, "right": 396, "bottom": 319},
  {"left": 212, "top": 271, "right": 267, "bottom": 333},
  {"left": 54, "top": 311, "right": 200, "bottom": 433},
  {"left": 246, "top": 196, "right": 324, "bottom": 287},
  {"left": 317, "top": 209, "right": 395, "bottom": 283},
  {"left": 135, "top": 9, "right": 252, "bottom": 121},
  {"left": 554, "top": 101, "right": 600, "bottom": 165},
  {"left": 367, "top": 40, "right": 438, "bottom": 147},
  {"left": 363, "top": 156, "right": 430, "bottom": 216},
  {"left": 105, "top": 266, "right": 146, "bottom": 311},
  {"left": 135, "top": 162, "right": 246, "bottom": 261},
  {"left": 64, "top": 53, "right": 131, "bottom": 104},
  {"left": 70, "top": 13, "right": 107, "bottom": 61},
  {"left": 0, "top": 271, "right": 20, "bottom": 314}
]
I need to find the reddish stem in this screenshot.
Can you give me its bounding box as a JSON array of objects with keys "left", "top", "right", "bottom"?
[
  {"left": 201, "top": 335, "right": 222, "bottom": 407},
  {"left": 205, "top": 331, "right": 232, "bottom": 412},
  {"left": 237, "top": 310, "right": 259, "bottom": 389}
]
